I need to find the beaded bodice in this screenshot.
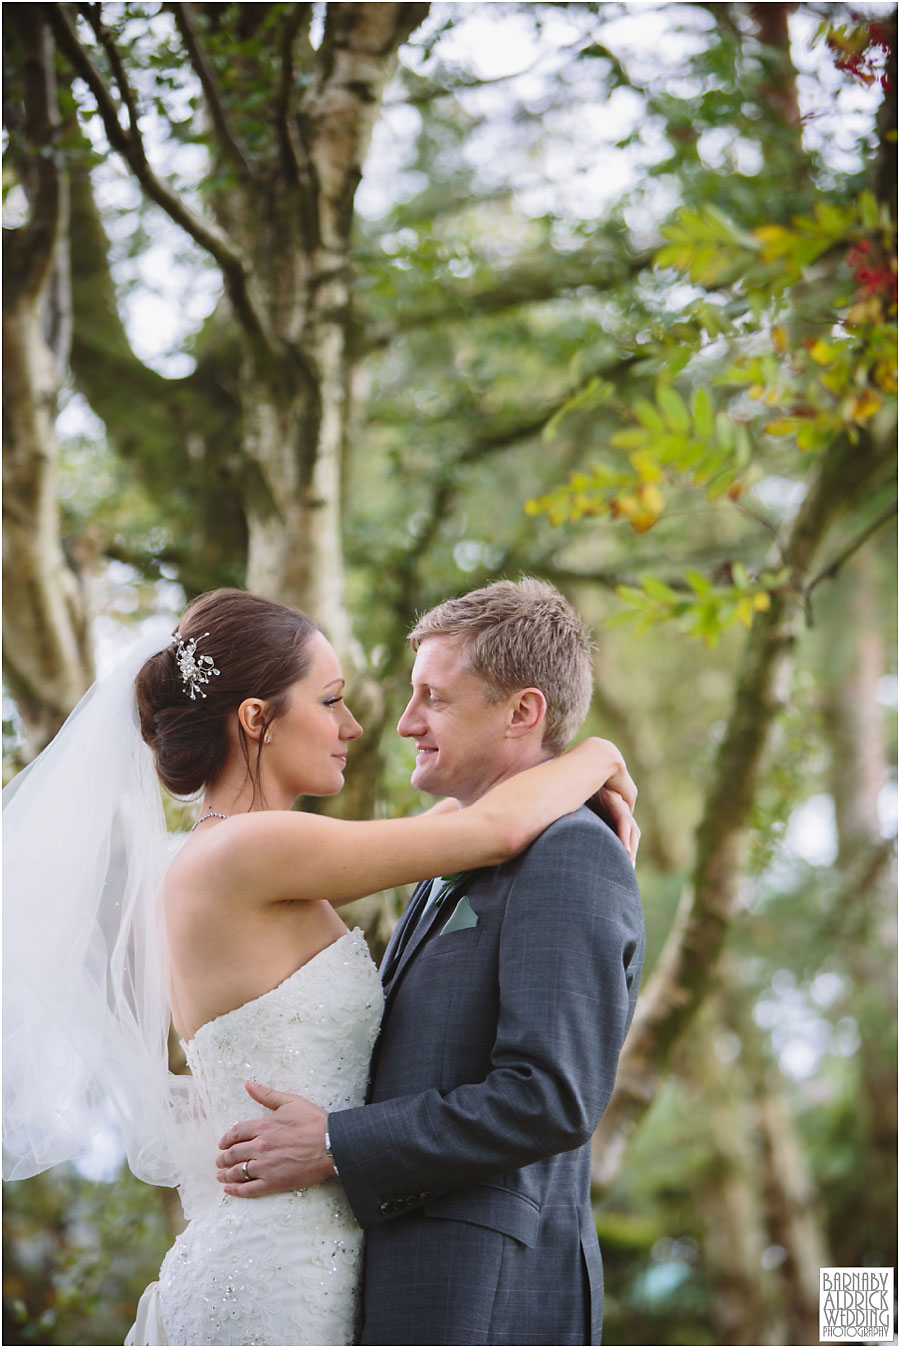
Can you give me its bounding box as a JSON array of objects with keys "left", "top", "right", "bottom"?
[{"left": 183, "top": 926, "right": 383, "bottom": 1131}]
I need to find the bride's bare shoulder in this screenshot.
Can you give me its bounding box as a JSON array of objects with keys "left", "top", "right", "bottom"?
[{"left": 163, "top": 811, "right": 318, "bottom": 902}]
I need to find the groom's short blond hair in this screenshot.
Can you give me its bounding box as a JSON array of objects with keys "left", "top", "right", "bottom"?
[{"left": 409, "top": 578, "right": 593, "bottom": 753}]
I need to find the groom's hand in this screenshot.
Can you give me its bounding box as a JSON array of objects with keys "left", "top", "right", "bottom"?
[{"left": 216, "top": 1081, "right": 336, "bottom": 1197}]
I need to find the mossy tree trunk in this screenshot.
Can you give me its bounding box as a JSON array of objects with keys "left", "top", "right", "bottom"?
[{"left": 2, "top": 6, "right": 94, "bottom": 757}]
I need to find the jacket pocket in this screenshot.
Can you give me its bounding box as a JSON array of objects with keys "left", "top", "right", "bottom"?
[
  {"left": 422, "top": 1182, "right": 541, "bottom": 1247},
  {"left": 421, "top": 926, "right": 484, "bottom": 957}
]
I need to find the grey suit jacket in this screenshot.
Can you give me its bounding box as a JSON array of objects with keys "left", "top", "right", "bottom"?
[{"left": 329, "top": 806, "right": 644, "bottom": 1346}]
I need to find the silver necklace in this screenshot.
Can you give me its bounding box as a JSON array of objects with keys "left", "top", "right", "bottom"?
[{"left": 190, "top": 811, "right": 229, "bottom": 833}]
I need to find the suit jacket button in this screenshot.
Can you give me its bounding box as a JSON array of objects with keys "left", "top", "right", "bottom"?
[
  {"left": 419, "top": 1192, "right": 431, "bottom": 1201},
  {"left": 379, "top": 1202, "right": 392, "bottom": 1214}
]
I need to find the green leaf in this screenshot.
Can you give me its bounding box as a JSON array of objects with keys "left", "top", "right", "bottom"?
[
  {"left": 642, "top": 576, "right": 680, "bottom": 603},
  {"left": 693, "top": 386, "right": 714, "bottom": 440},
  {"left": 715, "top": 413, "right": 735, "bottom": 452},
  {"left": 610, "top": 428, "right": 649, "bottom": 451},
  {"left": 655, "top": 242, "right": 692, "bottom": 272},
  {"left": 685, "top": 568, "right": 711, "bottom": 596},
  {"left": 633, "top": 398, "right": 665, "bottom": 433},
  {"left": 858, "top": 189, "right": 880, "bottom": 231},
  {"left": 657, "top": 384, "right": 690, "bottom": 432},
  {"left": 616, "top": 585, "right": 655, "bottom": 609},
  {"left": 604, "top": 609, "right": 641, "bottom": 628}
]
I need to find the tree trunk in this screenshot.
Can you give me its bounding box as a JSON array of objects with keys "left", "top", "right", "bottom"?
[
  {"left": 755, "top": 1086, "right": 829, "bottom": 1345},
  {"left": 748, "top": 4, "right": 801, "bottom": 128},
  {"left": 226, "top": 5, "right": 428, "bottom": 629},
  {"left": 820, "top": 553, "right": 897, "bottom": 1272},
  {"left": 2, "top": 7, "right": 93, "bottom": 757},
  {"left": 686, "top": 1009, "right": 785, "bottom": 1346},
  {"left": 48, "top": 2, "right": 428, "bottom": 785},
  {"left": 718, "top": 970, "right": 832, "bottom": 1346}
]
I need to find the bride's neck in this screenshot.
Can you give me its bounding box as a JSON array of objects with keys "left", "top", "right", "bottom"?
[{"left": 201, "top": 769, "right": 274, "bottom": 817}]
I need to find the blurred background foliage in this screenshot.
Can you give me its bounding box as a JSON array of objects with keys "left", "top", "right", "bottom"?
[{"left": 3, "top": 2, "right": 896, "bottom": 1344}]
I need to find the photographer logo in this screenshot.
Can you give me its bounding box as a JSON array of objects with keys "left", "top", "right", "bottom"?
[{"left": 820, "top": 1268, "right": 894, "bottom": 1344}]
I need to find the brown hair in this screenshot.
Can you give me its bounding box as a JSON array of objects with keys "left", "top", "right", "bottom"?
[
  {"left": 134, "top": 589, "right": 321, "bottom": 802},
  {"left": 409, "top": 578, "right": 593, "bottom": 753}
]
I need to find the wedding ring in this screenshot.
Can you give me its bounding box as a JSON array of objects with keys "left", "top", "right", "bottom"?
[{"left": 241, "top": 1160, "right": 252, "bottom": 1181}]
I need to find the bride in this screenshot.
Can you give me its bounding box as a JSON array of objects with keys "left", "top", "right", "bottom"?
[{"left": 3, "top": 588, "right": 637, "bottom": 1347}]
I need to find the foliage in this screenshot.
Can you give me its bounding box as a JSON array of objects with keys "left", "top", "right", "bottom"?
[
  {"left": 525, "top": 185, "right": 897, "bottom": 643},
  {"left": 3, "top": 1164, "right": 172, "bottom": 1346}
]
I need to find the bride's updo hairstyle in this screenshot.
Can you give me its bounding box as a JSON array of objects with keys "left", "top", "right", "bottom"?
[{"left": 135, "top": 588, "right": 321, "bottom": 801}]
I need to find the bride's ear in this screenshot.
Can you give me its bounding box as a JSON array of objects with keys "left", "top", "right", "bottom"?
[{"left": 237, "top": 698, "right": 267, "bottom": 742}]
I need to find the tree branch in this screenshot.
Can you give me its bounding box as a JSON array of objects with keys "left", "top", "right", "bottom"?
[
  {"left": 64, "top": 137, "right": 249, "bottom": 594},
  {"left": 304, "top": 2, "right": 429, "bottom": 247},
  {"left": 46, "top": 2, "right": 274, "bottom": 354},
  {"left": 79, "top": 1, "right": 149, "bottom": 141},
  {"left": 805, "top": 498, "right": 898, "bottom": 598},
  {"left": 275, "top": 2, "right": 312, "bottom": 185},
  {"left": 4, "top": 6, "right": 65, "bottom": 302},
  {"left": 455, "top": 358, "right": 642, "bottom": 464},
  {"left": 355, "top": 251, "right": 652, "bottom": 355},
  {"left": 387, "top": 32, "right": 625, "bottom": 109},
  {"left": 167, "top": 2, "right": 254, "bottom": 179}
]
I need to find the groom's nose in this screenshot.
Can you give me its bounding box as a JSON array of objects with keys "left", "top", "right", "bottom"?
[{"left": 396, "top": 697, "right": 421, "bottom": 738}]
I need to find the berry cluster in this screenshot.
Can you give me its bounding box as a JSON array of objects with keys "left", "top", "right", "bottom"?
[{"left": 826, "top": 17, "right": 893, "bottom": 91}]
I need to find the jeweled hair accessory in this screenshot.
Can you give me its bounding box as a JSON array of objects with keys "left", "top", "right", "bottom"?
[{"left": 172, "top": 631, "right": 221, "bottom": 700}]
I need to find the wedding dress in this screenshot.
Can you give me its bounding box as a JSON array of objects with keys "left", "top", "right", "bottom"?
[{"left": 127, "top": 927, "right": 383, "bottom": 1347}]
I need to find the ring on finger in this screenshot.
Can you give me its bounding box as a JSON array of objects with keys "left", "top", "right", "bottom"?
[{"left": 241, "top": 1159, "right": 252, "bottom": 1182}]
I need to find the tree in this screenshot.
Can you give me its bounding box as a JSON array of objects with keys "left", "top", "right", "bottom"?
[
  {"left": 2, "top": 6, "right": 94, "bottom": 755},
  {"left": 2, "top": 2, "right": 428, "bottom": 757},
  {"left": 51, "top": 0, "right": 428, "bottom": 612},
  {"left": 523, "top": 6, "right": 898, "bottom": 1195}
]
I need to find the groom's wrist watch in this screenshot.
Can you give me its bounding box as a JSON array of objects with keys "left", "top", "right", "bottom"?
[{"left": 324, "top": 1126, "right": 339, "bottom": 1178}]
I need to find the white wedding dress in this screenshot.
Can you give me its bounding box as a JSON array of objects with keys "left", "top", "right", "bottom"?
[{"left": 127, "top": 928, "right": 383, "bottom": 1347}]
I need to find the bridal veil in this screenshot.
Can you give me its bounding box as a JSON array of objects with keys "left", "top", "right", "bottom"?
[{"left": 3, "top": 629, "right": 216, "bottom": 1215}]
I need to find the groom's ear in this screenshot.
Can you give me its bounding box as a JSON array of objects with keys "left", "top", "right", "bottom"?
[{"left": 505, "top": 687, "right": 547, "bottom": 739}]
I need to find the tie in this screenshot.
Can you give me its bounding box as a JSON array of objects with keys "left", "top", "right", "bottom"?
[{"left": 418, "top": 876, "right": 448, "bottom": 920}]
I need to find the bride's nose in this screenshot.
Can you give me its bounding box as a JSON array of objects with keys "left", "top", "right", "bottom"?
[{"left": 341, "top": 708, "right": 363, "bottom": 741}]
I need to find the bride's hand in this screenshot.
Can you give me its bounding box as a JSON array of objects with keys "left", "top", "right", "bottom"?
[
  {"left": 588, "top": 786, "right": 640, "bottom": 866},
  {"left": 585, "top": 740, "right": 636, "bottom": 814}
]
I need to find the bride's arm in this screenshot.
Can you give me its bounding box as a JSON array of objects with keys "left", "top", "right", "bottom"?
[
  {"left": 417, "top": 797, "right": 461, "bottom": 816},
  {"left": 206, "top": 738, "right": 635, "bottom": 909}
]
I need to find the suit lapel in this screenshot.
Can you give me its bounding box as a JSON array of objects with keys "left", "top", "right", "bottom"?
[
  {"left": 380, "top": 878, "right": 433, "bottom": 986},
  {"left": 383, "top": 872, "right": 472, "bottom": 1002}
]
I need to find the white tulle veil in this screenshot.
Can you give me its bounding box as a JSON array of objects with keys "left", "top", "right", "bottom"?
[{"left": 3, "top": 628, "right": 217, "bottom": 1216}]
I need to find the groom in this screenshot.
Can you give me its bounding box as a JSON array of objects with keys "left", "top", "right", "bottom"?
[{"left": 217, "top": 578, "right": 644, "bottom": 1345}]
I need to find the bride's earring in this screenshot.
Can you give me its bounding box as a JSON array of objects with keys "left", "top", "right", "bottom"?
[{"left": 265, "top": 733, "right": 272, "bottom": 743}]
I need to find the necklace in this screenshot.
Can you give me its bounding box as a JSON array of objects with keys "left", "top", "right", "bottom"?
[{"left": 190, "top": 811, "right": 230, "bottom": 833}]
